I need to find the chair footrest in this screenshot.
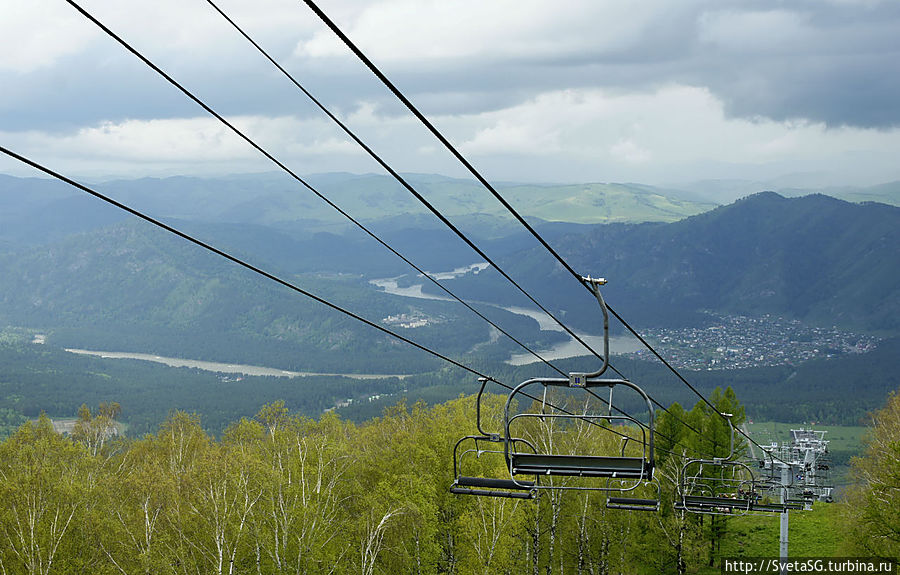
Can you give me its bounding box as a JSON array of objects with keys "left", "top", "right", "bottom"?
[
  {"left": 450, "top": 487, "right": 534, "bottom": 499},
  {"left": 455, "top": 476, "right": 534, "bottom": 490}
]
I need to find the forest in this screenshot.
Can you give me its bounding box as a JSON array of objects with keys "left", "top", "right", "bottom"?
[{"left": 1, "top": 386, "right": 898, "bottom": 575}]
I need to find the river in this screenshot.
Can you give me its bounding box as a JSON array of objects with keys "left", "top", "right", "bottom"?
[
  {"left": 369, "top": 264, "right": 644, "bottom": 365},
  {"left": 64, "top": 349, "right": 409, "bottom": 380}
]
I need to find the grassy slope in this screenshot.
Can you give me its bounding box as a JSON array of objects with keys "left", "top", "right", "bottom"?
[
  {"left": 696, "top": 502, "right": 843, "bottom": 574},
  {"left": 500, "top": 182, "right": 717, "bottom": 223},
  {"left": 745, "top": 422, "right": 866, "bottom": 455}
]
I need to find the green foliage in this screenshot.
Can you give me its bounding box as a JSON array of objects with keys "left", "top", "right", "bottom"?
[
  {"left": 6, "top": 385, "right": 841, "bottom": 574},
  {"left": 0, "top": 408, "right": 26, "bottom": 440},
  {"left": 0, "top": 415, "right": 101, "bottom": 574},
  {"left": 842, "top": 392, "right": 900, "bottom": 559},
  {"left": 0, "top": 395, "right": 765, "bottom": 574}
]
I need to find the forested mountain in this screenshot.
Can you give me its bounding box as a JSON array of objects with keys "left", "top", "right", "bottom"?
[
  {"left": 582, "top": 192, "right": 900, "bottom": 331},
  {"left": 3, "top": 174, "right": 896, "bottom": 340},
  {"left": 0, "top": 221, "right": 563, "bottom": 373},
  {"left": 440, "top": 192, "right": 900, "bottom": 332}
]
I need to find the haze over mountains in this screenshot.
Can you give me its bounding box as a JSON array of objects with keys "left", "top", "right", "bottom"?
[{"left": 0, "top": 172, "right": 897, "bottom": 431}]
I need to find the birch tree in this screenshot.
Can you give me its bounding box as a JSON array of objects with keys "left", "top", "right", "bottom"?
[
  {"left": 252, "top": 405, "right": 350, "bottom": 574},
  {"left": 844, "top": 391, "right": 900, "bottom": 558},
  {"left": 93, "top": 437, "right": 177, "bottom": 575},
  {"left": 0, "top": 416, "right": 93, "bottom": 575}
]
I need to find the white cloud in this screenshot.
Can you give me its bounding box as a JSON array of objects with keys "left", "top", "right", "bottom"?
[
  {"left": 610, "top": 139, "right": 651, "bottom": 165},
  {"left": 0, "top": 114, "right": 369, "bottom": 177},
  {"left": 0, "top": 0, "right": 96, "bottom": 73},
  {"left": 4, "top": 83, "right": 900, "bottom": 185},
  {"left": 0, "top": 0, "right": 318, "bottom": 75},
  {"left": 451, "top": 85, "right": 900, "bottom": 183}
]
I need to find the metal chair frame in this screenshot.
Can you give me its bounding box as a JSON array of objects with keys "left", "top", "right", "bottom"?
[
  {"left": 677, "top": 414, "right": 764, "bottom": 516},
  {"left": 450, "top": 378, "right": 539, "bottom": 499}
]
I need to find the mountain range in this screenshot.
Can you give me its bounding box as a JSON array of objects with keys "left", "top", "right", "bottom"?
[
  {"left": 0, "top": 171, "right": 898, "bottom": 431},
  {"left": 1, "top": 173, "right": 897, "bottom": 356}
]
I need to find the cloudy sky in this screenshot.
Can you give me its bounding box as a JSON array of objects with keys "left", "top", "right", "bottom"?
[{"left": 2, "top": 0, "right": 899, "bottom": 188}]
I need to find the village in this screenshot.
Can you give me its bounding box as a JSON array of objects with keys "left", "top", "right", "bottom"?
[{"left": 623, "top": 313, "right": 880, "bottom": 370}]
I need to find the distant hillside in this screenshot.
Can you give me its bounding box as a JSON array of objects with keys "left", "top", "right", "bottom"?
[
  {"left": 0, "top": 180, "right": 897, "bottom": 434},
  {"left": 0, "top": 173, "right": 715, "bottom": 248},
  {"left": 0, "top": 222, "right": 542, "bottom": 373},
  {"left": 1, "top": 171, "right": 897, "bottom": 377},
  {"left": 827, "top": 181, "right": 900, "bottom": 206}
]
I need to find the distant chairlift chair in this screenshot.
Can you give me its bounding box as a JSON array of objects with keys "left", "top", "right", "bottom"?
[
  {"left": 677, "top": 414, "right": 757, "bottom": 515},
  {"left": 676, "top": 415, "right": 802, "bottom": 515}
]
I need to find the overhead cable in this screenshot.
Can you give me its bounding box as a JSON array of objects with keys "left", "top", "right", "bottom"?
[
  {"left": 205, "top": 0, "right": 713, "bottom": 453},
  {"left": 2, "top": 145, "right": 684, "bottom": 457},
  {"left": 59, "top": 0, "right": 721, "bottom": 462},
  {"left": 300, "top": 0, "right": 781, "bottom": 463},
  {"left": 0, "top": 144, "right": 486, "bottom": 380},
  {"left": 207, "top": 0, "right": 612, "bottom": 372},
  {"left": 63, "top": 0, "right": 567, "bottom": 379}
]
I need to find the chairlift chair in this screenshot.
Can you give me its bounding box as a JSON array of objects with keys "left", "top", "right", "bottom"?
[
  {"left": 503, "top": 277, "right": 656, "bottom": 492},
  {"left": 677, "top": 414, "right": 763, "bottom": 515},
  {"left": 677, "top": 459, "right": 758, "bottom": 515}
]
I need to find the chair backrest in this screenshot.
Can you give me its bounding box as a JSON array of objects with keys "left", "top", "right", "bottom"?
[{"left": 504, "top": 377, "right": 655, "bottom": 492}]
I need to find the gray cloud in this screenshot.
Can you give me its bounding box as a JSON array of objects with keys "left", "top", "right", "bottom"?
[
  {"left": 1, "top": 0, "right": 898, "bottom": 184},
  {"left": 5, "top": 1, "right": 897, "bottom": 128},
  {"left": 321, "top": 1, "right": 900, "bottom": 128}
]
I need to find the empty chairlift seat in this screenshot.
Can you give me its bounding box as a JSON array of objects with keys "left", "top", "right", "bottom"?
[
  {"left": 510, "top": 452, "right": 650, "bottom": 479},
  {"left": 606, "top": 478, "right": 661, "bottom": 511}
]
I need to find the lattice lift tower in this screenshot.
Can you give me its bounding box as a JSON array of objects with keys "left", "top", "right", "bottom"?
[{"left": 762, "top": 429, "right": 834, "bottom": 503}]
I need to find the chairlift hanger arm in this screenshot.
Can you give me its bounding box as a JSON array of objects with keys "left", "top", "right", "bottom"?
[
  {"left": 576, "top": 276, "right": 610, "bottom": 379},
  {"left": 475, "top": 377, "right": 498, "bottom": 439}
]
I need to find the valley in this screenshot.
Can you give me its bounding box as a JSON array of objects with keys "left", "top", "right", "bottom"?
[{"left": 0, "top": 173, "right": 896, "bottom": 437}]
